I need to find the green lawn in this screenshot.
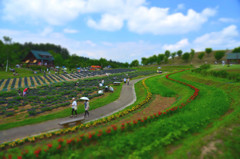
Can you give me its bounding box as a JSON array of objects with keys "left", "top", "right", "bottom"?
[{"left": 209, "top": 64, "right": 240, "bottom": 73}]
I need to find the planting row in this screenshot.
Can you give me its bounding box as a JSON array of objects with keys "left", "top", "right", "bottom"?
[{"left": 0, "top": 69, "right": 136, "bottom": 92}]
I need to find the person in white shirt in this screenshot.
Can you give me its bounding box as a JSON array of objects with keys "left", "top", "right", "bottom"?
[
  {"left": 71, "top": 98, "right": 77, "bottom": 117},
  {"left": 84, "top": 100, "right": 90, "bottom": 118}
]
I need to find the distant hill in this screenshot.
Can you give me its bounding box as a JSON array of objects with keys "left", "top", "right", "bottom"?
[{"left": 167, "top": 49, "right": 232, "bottom": 66}]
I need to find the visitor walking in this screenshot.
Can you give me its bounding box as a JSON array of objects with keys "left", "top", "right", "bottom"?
[
  {"left": 84, "top": 100, "right": 90, "bottom": 118},
  {"left": 23, "top": 87, "right": 29, "bottom": 96},
  {"left": 127, "top": 78, "right": 130, "bottom": 85},
  {"left": 71, "top": 98, "right": 77, "bottom": 117},
  {"left": 123, "top": 78, "right": 126, "bottom": 84},
  {"left": 102, "top": 79, "right": 104, "bottom": 86}
]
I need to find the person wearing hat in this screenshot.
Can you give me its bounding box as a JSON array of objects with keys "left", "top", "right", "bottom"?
[{"left": 71, "top": 98, "right": 77, "bottom": 117}]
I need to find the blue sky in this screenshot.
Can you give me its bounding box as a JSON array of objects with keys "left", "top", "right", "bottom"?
[{"left": 0, "top": 0, "right": 240, "bottom": 63}]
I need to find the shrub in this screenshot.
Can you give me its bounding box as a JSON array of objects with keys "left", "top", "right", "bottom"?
[{"left": 200, "top": 64, "right": 211, "bottom": 70}]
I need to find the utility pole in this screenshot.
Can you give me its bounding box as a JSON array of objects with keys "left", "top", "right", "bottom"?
[{"left": 3, "top": 36, "right": 12, "bottom": 72}]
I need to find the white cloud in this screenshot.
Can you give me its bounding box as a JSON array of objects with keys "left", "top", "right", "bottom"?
[
  {"left": 163, "top": 39, "right": 189, "bottom": 51},
  {"left": 193, "top": 25, "right": 239, "bottom": 50},
  {"left": 84, "top": 40, "right": 96, "bottom": 47},
  {"left": 63, "top": 28, "right": 78, "bottom": 34},
  {"left": 162, "top": 25, "right": 240, "bottom": 53},
  {"left": 127, "top": 7, "right": 216, "bottom": 34},
  {"left": 41, "top": 27, "right": 53, "bottom": 36},
  {"left": 219, "top": 18, "right": 238, "bottom": 23},
  {"left": 2, "top": 0, "right": 216, "bottom": 35},
  {"left": 87, "top": 14, "right": 123, "bottom": 31},
  {"left": 2, "top": 0, "right": 85, "bottom": 25}
]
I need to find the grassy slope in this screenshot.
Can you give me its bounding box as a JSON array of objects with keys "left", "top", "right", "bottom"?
[
  {"left": 168, "top": 50, "right": 229, "bottom": 66},
  {"left": 2, "top": 69, "right": 237, "bottom": 158},
  {"left": 165, "top": 73, "right": 240, "bottom": 159}
]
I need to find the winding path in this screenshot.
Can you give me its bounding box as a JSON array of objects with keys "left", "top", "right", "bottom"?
[{"left": 0, "top": 76, "right": 151, "bottom": 144}]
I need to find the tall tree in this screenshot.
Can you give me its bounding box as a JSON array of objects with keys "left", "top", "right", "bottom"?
[
  {"left": 164, "top": 50, "right": 170, "bottom": 58},
  {"left": 130, "top": 59, "right": 139, "bottom": 67},
  {"left": 141, "top": 57, "right": 148, "bottom": 65},
  {"left": 232, "top": 46, "right": 240, "bottom": 53},
  {"left": 190, "top": 49, "right": 195, "bottom": 59},
  {"left": 198, "top": 52, "right": 205, "bottom": 61},
  {"left": 182, "top": 52, "right": 190, "bottom": 62},
  {"left": 177, "top": 50, "right": 182, "bottom": 57},
  {"left": 214, "top": 51, "right": 225, "bottom": 62},
  {"left": 205, "top": 48, "right": 212, "bottom": 56},
  {"left": 171, "top": 52, "right": 176, "bottom": 60},
  {"left": 157, "top": 54, "right": 165, "bottom": 64}
]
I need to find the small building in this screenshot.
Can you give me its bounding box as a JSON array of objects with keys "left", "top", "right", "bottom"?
[
  {"left": 227, "top": 53, "right": 240, "bottom": 64},
  {"left": 23, "top": 50, "right": 54, "bottom": 66}
]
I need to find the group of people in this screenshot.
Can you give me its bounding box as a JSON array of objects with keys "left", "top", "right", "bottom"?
[{"left": 71, "top": 98, "right": 90, "bottom": 118}]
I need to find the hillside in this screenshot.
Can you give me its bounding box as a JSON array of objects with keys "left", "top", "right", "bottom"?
[{"left": 167, "top": 50, "right": 231, "bottom": 66}]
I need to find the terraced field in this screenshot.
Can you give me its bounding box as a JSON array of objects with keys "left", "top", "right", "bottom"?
[
  {"left": 0, "top": 69, "right": 135, "bottom": 91},
  {"left": 0, "top": 67, "right": 239, "bottom": 159}
]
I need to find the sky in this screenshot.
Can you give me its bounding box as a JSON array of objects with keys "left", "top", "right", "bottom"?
[{"left": 0, "top": 0, "right": 240, "bottom": 63}]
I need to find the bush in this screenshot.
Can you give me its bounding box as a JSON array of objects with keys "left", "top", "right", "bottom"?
[{"left": 200, "top": 64, "right": 211, "bottom": 70}]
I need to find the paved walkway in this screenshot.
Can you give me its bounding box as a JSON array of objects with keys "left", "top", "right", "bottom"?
[{"left": 0, "top": 76, "right": 149, "bottom": 144}]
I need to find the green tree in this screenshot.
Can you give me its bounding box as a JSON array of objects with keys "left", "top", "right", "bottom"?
[
  {"left": 164, "top": 50, "right": 170, "bottom": 58},
  {"left": 214, "top": 51, "right": 225, "bottom": 62},
  {"left": 205, "top": 48, "right": 212, "bottom": 56},
  {"left": 177, "top": 50, "right": 182, "bottom": 57},
  {"left": 99, "top": 58, "right": 108, "bottom": 68},
  {"left": 157, "top": 54, "right": 165, "bottom": 64},
  {"left": 171, "top": 52, "right": 176, "bottom": 60},
  {"left": 148, "top": 55, "right": 157, "bottom": 64},
  {"left": 164, "top": 56, "right": 168, "bottom": 63},
  {"left": 182, "top": 52, "right": 190, "bottom": 62},
  {"left": 190, "top": 49, "right": 195, "bottom": 59},
  {"left": 198, "top": 52, "right": 205, "bottom": 61},
  {"left": 232, "top": 46, "right": 240, "bottom": 53},
  {"left": 141, "top": 57, "right": 148, "bottom": 65},
  {"left": 130, "top": 59, "right": 139, "bottom": 67}
]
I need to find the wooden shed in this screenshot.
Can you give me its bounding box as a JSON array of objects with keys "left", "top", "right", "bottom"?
[{"left": 22, "top": 50, "right": 54, "bottom": 66}]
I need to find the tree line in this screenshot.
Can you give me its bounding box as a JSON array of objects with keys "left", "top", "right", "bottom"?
[
  {"left": 129, "top": 46, "right": 240, "bottom": 67},
  {"left": 0, "top": 36, "right": 129, "bottom": 70}
]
